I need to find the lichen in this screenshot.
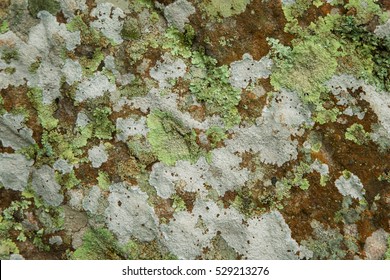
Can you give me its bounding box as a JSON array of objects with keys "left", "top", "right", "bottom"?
[{"left": 146, "top": 110, "right": 200, "bottom": 166}]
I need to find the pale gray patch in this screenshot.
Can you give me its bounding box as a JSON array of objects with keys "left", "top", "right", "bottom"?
[
  {"left": 32, "top": 165, "right": 64, "bottom": 206},
  {"left": 62, "top": 59, "right": 82, "bottom": 85},
  {"left": 67, "top": 189, "right": 84, "bottom": 211},
  {"left": 90, "top": 3, "right": 125, "bottom": 44},
  {"left": 88, "top": 144, "right": 108, "bottom": 168},
  {"left": 150, "top": 53, "right": 187, "bottom": 88},
  {"left": 116, "top": 116, "right": 148, "bottom": 141},
  {"left": 75, "top": 112, "right": 90, "bottom": 128},
  {"left": 0, "top": 153, "right": 33, "bottom": 191},
  {"left": 206, "top": 148, "right": 249, "bottom": 196},
  {"left": 230, "top": 53, "right": 273, "bottom": 89},
  {"left": 149, "top": 158, "right": 208, "bottom": 199},
  {"left": 0, "top": 31, "right": 38, "bottom": 89},
  {"left": 364, "top": 229, "right": 389, "bottom": 260},
  {"left": 160, "top": 210, "right": 213, "bottom": 259},
  {"left": 105, "top": 183, "right": 158, "bottom": 243},
  {"left": 192, "top": 200, "right": 301, "bottom": 259},
  {"left": 75, "top": 72, "right": 116, "bottom": 102},
  {"left": 375, "top": 19, "right": 390, "bottom": 39},
  {"left": 49, "top": 236, "right": 63, "bottom": 246},
  {"left": 9, "top": 254, "right": 25, "bottom": 260},
  {"left": 335, "top": 173, "right": 365, "bottom": 200},
  {"left": 60, "top": 0, "right": 88, "bottom": 19},
  {"left": 53, "top": 159, "right": 73, "bottom": 174},
  {"left": 29, "top": 11, "right": 80, "bottom": 52},
  {"left": 311, "top": 160, "right": 329, "bottom": 175},
  {"left": 164, "top": 0, "right": 196, "bottom": 32},
  {"left": 83, "top": 186, "right": 102, "bottom": 214},
  {"left": 225, "top": 89, "right": 311, "bottom": 166},
  {"left": 0, "top": 113, "right": 35, "bottom": 150}
]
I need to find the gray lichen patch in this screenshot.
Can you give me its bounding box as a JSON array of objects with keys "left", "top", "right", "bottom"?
[
  {"left": 230, "top": 53, "right": 273, "bottom": 89},
  {"left": 0, "top": 113, "right": 35, "bottom": 150},
  {"left": 116, "top": 116, "right": 148, "bottom": 141},
  {"left": 160, "top": 209, "right": 212, "bottom": 259},
  {"left": 0, "top": 153, "right": 33, "bottom": 191},
  {"left": 105, "top": 183, "right": 158, "bottom": 243},
  {"left": 62, "top": 59, "right": 83, "bottom": 86},
  {"left": 53, "top": 159, "right": 73, "bottom": 174},
  {"left": 150, "top": 53, "right": 187, "bottom": 88},
  {"left": 75, "top": 72, "right": 116, "bottom": 102},
  {"left": 149, "top": 158, "right": 208, "bottom": 199},
  {"left": 364, "top": 229, "right": 389, "bottom": 260},
  {"left": 90, "top": 3, "right": 125, "bottom": 45},
  {"left": 88, "top": 143, "right": 108, "bottom": 168},
  {"left": 335, "top": 172, "right": 365, "bottom": 200},
  {"left": 83, "top": 186, "right": 102, "bottom": 214},
  {"left": 164, "top": 0, "right": 196, "bottom": 32},
  {"left": 206, "top": 148, "right": 249, "bottom": 196},
  {"left": 225, "top": 89, "right": 311, "bottom": 166},
  {"left": 31, "top": 165, "right": 64, "bottom": 206}
]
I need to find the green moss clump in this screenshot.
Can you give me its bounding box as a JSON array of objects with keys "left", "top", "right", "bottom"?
[
  {"left": 28, "top": 0, "right": 61, "bottom": 18},
  {"left": 146, "top": 110, "right": 200, "bottom": 166},
  {"left": 171, "top": 194, "right": 186, "bottom": 212},
  {"left": 385, "top": 236, "right": 390, "bottom": 260},
  {"left": 345, "top": 123, "right": 370, "bottom": 145},
  {"left": 97, "top": 171, "right": 110, "bottom": 191},
  {"left": 72, "top": 228, "right": 126, "bottom": 260},
  {"left": 0, "top": 20, "right": 9, "bottom": 34},
  {"left": 27, "top": 88, "right": 58, "bottom": 130},
  {"left": 202, "top": 0, "right": 252, "bottom": 19},
  {"left": 1, "top": 48, "right": 19, "bottom": 64},
  {"left": 121, "top": 17, "right": 141, "bottom": 40},
  {"left": 91, "top": 107, "right": 115, "bottom": 140},
  {"left": 270, "top": 39, "right": 338, "bottom": 104},
  {"left": 190, "top": 55, "right": 241, "bottom": 128}
]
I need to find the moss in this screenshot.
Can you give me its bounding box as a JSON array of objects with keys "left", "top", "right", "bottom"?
[
  {"left": 56, "top": 171, "right": 80, "bottom": 190},
  {"left": 0, "top": 239, "right": 19, "bottom": 259},
  {"left": 189, "top": 54, "right": 241, "bottom": 128},
  {"left": 28, "top": 59, "right": 41, "bottom": 74},
  {"left": 4, "top": 67, "right": 16, "bottom": 74},
  {"left": 79, "top": 49, "right": 105, "bottom": 77},
  {"left": 345, "top": 123, "right": 370, "bottom": 145},
  {"left": 206, "top": 126, "right": 227, "bottom": 148},
  {"left": 71, "top": 228, "right": 125, "bottom": 260},
  {"left": 28, "top": 0, "right": 61, "bottom": 18},
  {"left": 97, "top": 171, "right": 110, "bottom": 191},
  {"left": 233, "top": 187, "right": 256, "bottom": 217},
  {"left": 202, "top": 0, "right": 252, "bottom": 19},
  {"left": 121, "top": 17, "right": 141, "bottom": 40},
  {"left": 27, "top": 88, "right": 58, "bottom": 130},
  {"left": 91, "top": 107, "right": 115, "bottom": 140},
  {"left": 1, "top": 48, "right": 19, "bottom": 64},
  {"left": 171, "top": 194, "right": 186, "bottom": 212},
  {"left": 270, "top": 39, "right": 338, "bottom": 105},
  {"left": 385, "top": 236, "right": 390, "bottom": 260},
  {"left": 345, "top": 0, "right": 388, "bottom": 25},
  {"left": 0, "top": 19, "right": 9, "bottom": 34},
  {"left": 124, "top": 239, "right": 177, "bottom": 260},
  {"left": 146, "top": 110, "right": 201, "bottom": 166}
]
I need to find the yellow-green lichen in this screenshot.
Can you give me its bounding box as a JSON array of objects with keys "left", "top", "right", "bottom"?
[
  {"left": 345, "top": 123, "right": 370, "bottom": 145},
  {"left": 146, "top": 110, "right": 200, "bottom": 166}
]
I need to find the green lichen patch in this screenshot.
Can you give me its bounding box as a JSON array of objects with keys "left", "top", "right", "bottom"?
[
  {"left": 91, "top": 107, "right": 116, "bottom": 140},
  {"left": 28, "top": 0, "right": 60, "bottom": 18},
  {"left": 146, "top": 110, "right": 201, "bottom": 166},
  {"left": 190, "top": 57, "right": 241, "bottom": 128},
  {"left": 27, "top": 88, "right": 58, "bottom": 131},
  {"left": 345, "top": 123, "right": 370, "bottom": 145},
  {"left": 202, "top": 0, "right": 253, "bottom": 19},
  {"left": 71, "top": 228, "right": 126, "bottom": 260}
]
